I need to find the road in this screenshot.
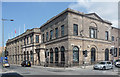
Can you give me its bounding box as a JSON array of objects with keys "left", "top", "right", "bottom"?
[{"left": 0, "top": 64, "right": 120, "bottom": 77}]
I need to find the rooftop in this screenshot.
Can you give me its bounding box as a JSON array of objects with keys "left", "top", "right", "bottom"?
[{"left": 40, "top": 8, "right": 112, "bottom": 29}]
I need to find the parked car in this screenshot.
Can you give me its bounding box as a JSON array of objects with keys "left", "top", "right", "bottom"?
[
  {"left": 93, "top": 61, "right": 113, "bottom": 70},
  {"left": 21, "top": 60, "right": 31, "bottom": 67},
  {"left": 3, "top": 61, "right": 10, "bottom": 68},
  {"left": 114, "top": 59, "right": 120, "bottom": 67}
]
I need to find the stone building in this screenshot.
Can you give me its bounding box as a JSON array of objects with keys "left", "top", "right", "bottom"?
[
  {"left": 6, "top": 28, "right": 43, "bottom": 65},
  {"left": 6, "top": 8, "right": 115, "bottom": 67},
  {"left": 111, "top": 27, "right": 120, "bottom": 60}
]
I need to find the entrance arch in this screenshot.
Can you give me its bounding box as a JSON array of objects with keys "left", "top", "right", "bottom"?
[
  {"left": 105, "top": 49, "right": 109, "bottom": 61},
  {"left": 91, "top": 47, "right": 96, "bottom": 63}
]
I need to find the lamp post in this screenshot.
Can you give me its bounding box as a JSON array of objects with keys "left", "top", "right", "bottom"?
[{"left": 2, "top": 19, "right": 14, "bottom": 70}]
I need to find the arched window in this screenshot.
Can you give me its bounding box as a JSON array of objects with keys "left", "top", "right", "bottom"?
[
  {"left": 61, "top": 46, "right": 65, "bottom": 63},
  {"left": 50, "top": 48, "right": 53, "bottom": 63},
  {"left": 55, "top": 47, "right": 59, "bottom": 64},
  {"left": 27, "top": 51, "right": 29, "bottom": 61},
  {"left": 30, "top": 51, "right": 34, "bottom": 63},
  {"left": 73, "top": 46, "right": 79, "bottom": 63},
  {"left": 89, "top": 22, "right": 97, "bottom": 39},
  {"left": 91, "top": 48, "right": 96, "bottom": 63},
  {"left": 105, "top": 49, "right": 109, "bottom": 61},
  {"left": 24, "top": 51, "right": 26, "bottom": 61}
]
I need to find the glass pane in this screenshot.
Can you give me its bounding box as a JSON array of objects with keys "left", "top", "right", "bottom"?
[
  {"left": 73, "top": 47, "right": 79, "bottom": 62},
  {"left": 61, "top": 25, "right": 64, "bottom": 36},
  {"left": 50, "top": 30, "right": 53, "bottom": 39},
  {"left": 74, "top": 24, "right": 78, "bottom": 36},
  {"left": 46, "top": 32, "right": 48, "bottom": 41},
  {"left": 55, "top": 28, "right": 58, "bottom": 38}
]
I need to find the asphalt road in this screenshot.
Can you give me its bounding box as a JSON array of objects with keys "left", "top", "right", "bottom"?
[{"left": 1, "top": 64, "right": 120, "bottom": 77}]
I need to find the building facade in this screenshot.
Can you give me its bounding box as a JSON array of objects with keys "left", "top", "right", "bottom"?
[
  {"left": 6, "top": 8, "right": 119, "bottom": 67},
  {"left": 6, "top": 28, "right": 43, "bottom": 65},
  {"left": 111, "top": 27, "right": 120, "bottom": 60}
]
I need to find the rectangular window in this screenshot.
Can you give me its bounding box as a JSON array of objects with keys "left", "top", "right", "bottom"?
[
  {"left": 24, "top": 38, "right": 26, "bottom": 45},
  {"left": 50, "top": 30, "right": 53, "bottom": 40},
  {"left": 105, "top": 31, "right": 109, "bottom": 40},
  {"left": 42, "top": 34, "right": 45, "bottom": 43},
  {"left": 61, "top": 25, "right": 64, "bottom": 36},
  {"left": 36, "top": 35, "right": 39, "bottom": 43},
  {"left": 73, "top": 24, "right": 78, "bottom": 36},
  {"left": 90, "top": 28, "right": 97, "bottom": 38},
  {"left": 112, "top": 36, "right": 114, "bottom": 41},
  {"left": 55, "top": 28, "right": 58, "bottom": 38},
  {"left": 27, "top": 37, "right": 29, "bottom": 44},
  {"left": 30, "top": 35, "right": 33, "bottom": 44},
  {"left": 46, "top": 32, "right": 48, "bottom": 41}
]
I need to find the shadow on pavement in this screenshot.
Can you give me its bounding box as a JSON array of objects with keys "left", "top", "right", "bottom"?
[
  {"left": 2, "top": 72, "right": 23, "bottom": 77},
  {"left": 1, "top": 73, "right": 120, "bottom": 77}
]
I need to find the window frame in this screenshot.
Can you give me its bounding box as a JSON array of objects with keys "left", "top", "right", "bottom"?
[
  {"left": 112, "top": 36, "right": 114, "bottom": 41},
  {"left": 42, "top": 34, "right": 45, "bottom": 43},
  {"left": 73, "top": 24, "right": 78, "bottom": 36},
  {"left": 24, "top": 38, "right": 26, "bottom": 45},
  {"left": 73, "top": 46, "right": 79, "bottom": 63},
  {"left": 55, "top": 27, "right": 58, "bottom": 38},
  {"left": 36, "top": 35, "right": 39, "bottom": 43},
  {"left": 89, "top": 27, "right": 97, "bottom": 39},
  {"left": 30, "top": 35, "right": 33, "bottom": 44},
  {"left": 105, "top": 31, "right": 109, "bottom": 40},
  {"left": 61, "top": 25, "right": 64, "bottom": 37},
  {"left": 50, "top": 30, "right": 53, "bottom": 40},
  {"left": 27, "top": 37, "right": 29, "bottom": 44},
  {"left": 50, "top": 49, "right": 53, "bottom": 63},
  {"left": 46, "top": 32, "right": 48, "bottom": 41}
]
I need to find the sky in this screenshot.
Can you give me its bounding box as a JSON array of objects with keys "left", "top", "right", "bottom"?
[{"left": 0, "top": 1, "right": 118, "bottom": 47}]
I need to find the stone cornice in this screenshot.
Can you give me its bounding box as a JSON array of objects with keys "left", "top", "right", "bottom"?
[{"left": 40, "top": 8, "right": 112, "bottom": 29}]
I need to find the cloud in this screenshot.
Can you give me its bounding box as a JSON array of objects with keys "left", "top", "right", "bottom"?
[{"left": 69, "top": 1, "right": 118, "bottom": 28}]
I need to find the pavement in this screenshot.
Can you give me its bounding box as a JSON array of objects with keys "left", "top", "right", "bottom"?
[{"left": 0, "top": 64, "right": 120, "bottom": 76}]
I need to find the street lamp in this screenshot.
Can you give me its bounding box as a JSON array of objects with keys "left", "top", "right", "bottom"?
[{"left": 2, "top": 18, "right": 14, "bottom": 70}]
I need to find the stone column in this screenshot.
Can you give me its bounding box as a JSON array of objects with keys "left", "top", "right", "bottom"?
[
  {"left": 58, "top": 49, "right": 61, "bottom": 65},
  {"left": 40, "top": 49, "right": 45, "bottom": 66},
  {"left": 53, "top": 49, "right": 55, "bottom": 66}
]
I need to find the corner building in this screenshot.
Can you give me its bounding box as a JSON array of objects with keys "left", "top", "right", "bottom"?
[{"left": 6, "top": 8, "right": 113, "bottom": 67}]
